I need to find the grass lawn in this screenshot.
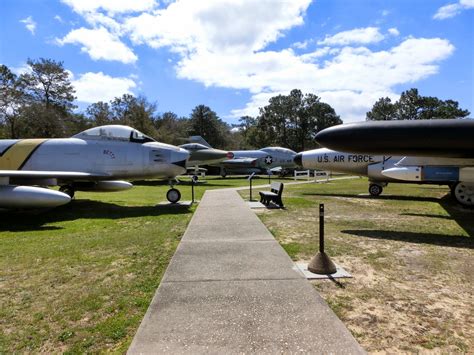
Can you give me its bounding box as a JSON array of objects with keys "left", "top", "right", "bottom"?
[
  {"left": 0, "top": 175, "right": 276, "bottom": 353},
  {"left": 242, "top": 178, "right": 473, "bottom": 353}
]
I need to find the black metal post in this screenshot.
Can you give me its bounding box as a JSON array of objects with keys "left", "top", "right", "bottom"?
[
  {"left": 268, "top": 173, "right": 271, "bottom": 184},
  {"left": 191, "top": 175, "right": 198, "bottom": 204},
  {"left": 319, "top": 203, "right": 324, "bottom": 253},
  {"left": 249, "top": 178, "right": 253, "bottom": 201}
]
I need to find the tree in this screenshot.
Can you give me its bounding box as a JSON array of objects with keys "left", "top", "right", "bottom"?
[
  {"left": 0, "top": 65, "right": 28, "bottom": 138},
  {"left": 366, "top": 88, "right": 470, "bottom": 120},
  {"left": 8, "top": 58, "right": 79, "bottom": 137},
  {"left": 110, "top": 94, "right": 158, "bottom": 138},
  {"left": 155, "top": 111, "right": 189, "bottom": 145},
  {"left": 366, "top": 97, "right": 396, "bottom": 121},
  {"left": 20, "top": 58, "right": 76, "bottom": 112},
  {"left": 255, "top": 89, "right": 341, "bottom": 151},
  {"left": 86, "top": 101, "right": 113, "bottom": 126},
  {"left": 188, "top": 105, "right": 227, "bottom": 148}
]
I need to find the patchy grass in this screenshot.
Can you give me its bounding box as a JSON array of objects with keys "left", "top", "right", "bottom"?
[
  {"left": 245, "top": 177, "right": 473, "bottom": 353},
  {"left": 0, "top": 176, "right": 264, "bottom": 353}
]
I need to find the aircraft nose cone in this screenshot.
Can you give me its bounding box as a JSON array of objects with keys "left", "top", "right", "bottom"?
[
  {"left": 171, "top": 148, "right": 190, "bottom": 170},
  {"left": 294, "top": 153, "right": 303, "bottom": 167}
]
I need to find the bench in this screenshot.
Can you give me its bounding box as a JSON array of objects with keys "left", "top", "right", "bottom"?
[{"left": 259, "top": 182, "right": 284, "bottom": 208}]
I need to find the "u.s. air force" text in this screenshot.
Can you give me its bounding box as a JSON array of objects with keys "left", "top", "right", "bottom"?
[{"left": 317, "top": 154, "right": 374, "bottom": 163}]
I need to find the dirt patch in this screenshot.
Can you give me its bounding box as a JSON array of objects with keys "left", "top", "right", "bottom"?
[{"left": 257, "top": 181, "right": 474, "bottom": 353}]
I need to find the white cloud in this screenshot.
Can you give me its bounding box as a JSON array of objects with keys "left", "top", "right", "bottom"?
[
  {"left": 72, "top": 72, "right": 136, "bottom": 103},
  {"left": 20, "top": 16, "right": 36, "bottom": 35},
  {"left": 229, "top": 37, "right": 454, "bottom": 121},
  {"left": 433, "top": 0, "right": 474, "bottom": 19},
  {"left": 293, "top": 40, "right": 311, "bottom": 49},
  {"left": 317, "top": 27, "right": 385, "bottom": 46},
  {"left": 61, "top": 0, "right": 157, "bottom": 15},
  {"left": 124, "top": 0, "right": 311, "bottom": 53},
  {"left": 61, "top": 0, "right": 456, "bottom": 123},
  {"left": 460, "top": 0, "right": 474, "bottom": 6},
  {"left": 54, "top": 15, "right": 64, "bottom": 23},
  {"left": 388, "top": 27, "right": 400, "bottom": 36},
  {"left": 56, "top": 27, "right": 137, "bottom": 64},
  {"left": 10, "top": 63, "right": 32, "bottom": 75}
]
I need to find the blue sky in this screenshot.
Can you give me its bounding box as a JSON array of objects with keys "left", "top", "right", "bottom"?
[{"left": 1, "top": 0, "right": 473, "bottom": 125}]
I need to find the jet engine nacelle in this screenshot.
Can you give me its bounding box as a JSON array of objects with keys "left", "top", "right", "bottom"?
[
  {"left": 73, "top": 180, "right": 133, "bottom": 192},
  {"left": 367, "top": 162, "right": 389, "bottom": 181},
  {"left": 0, "top": 185, "right": 71, "bottom": 209}
]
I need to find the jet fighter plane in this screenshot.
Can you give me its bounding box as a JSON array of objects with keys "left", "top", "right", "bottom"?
[
  {"left": 219, "top": 147, "right": 298, "bottom": 177},
  {"left": 182, "top": 136, "right": 298, "bottom": 177},
  {"left": 179, "top": 136, "right": 233, "bottom": 175},
  {"left": 306, "top": 119, "right": 474, "bottom": 206},
  {"left": 0, "top": 125, "right": 189, "bottom": 209}
]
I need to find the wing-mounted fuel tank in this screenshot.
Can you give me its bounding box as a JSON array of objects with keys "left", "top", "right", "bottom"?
[
  {"left": 382, "top": 166, "right": 474, "bottom": 183},
  {"left": 367, "top": 157, "right": 400, "bottom": 182},
  {"left": 0, "top": 185, "right": 71, "bottom": 209}
]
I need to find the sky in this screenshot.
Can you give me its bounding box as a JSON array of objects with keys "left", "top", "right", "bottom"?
[{"left": 1, "top": 0, "right": 473, "bottom": 125}]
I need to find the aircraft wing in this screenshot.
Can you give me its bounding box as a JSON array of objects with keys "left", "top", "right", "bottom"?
[
  {"left": 0, "top": 170, "right": 111, "bottom": 180},
  {"left": 220, "top": 158, "right": 258, "bottom": 168}
]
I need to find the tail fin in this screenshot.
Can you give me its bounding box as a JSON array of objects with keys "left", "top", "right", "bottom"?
[{"left": 187, "top": 136, "right": 212, "bottom": 148}]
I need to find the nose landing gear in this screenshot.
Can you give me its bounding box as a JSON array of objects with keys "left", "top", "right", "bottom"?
[
  {"left": 166, "top": 179, "right": 182, "bottom": 203},
  {"left": 166, "top": 188, "right": 181, "bottom": 203}
]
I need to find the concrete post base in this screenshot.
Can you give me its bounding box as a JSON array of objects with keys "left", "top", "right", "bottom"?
[{"left": 308, "top": 252, "right": 337, "bottom": 274}]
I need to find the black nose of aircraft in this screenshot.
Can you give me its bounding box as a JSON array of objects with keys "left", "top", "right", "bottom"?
[{"left": 293, "top": 153, "right": 303, "bottom": 167}]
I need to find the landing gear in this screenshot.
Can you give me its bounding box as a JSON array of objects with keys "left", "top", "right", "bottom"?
[
  {"left": 220, "top": 167, "right": 227, "bottom": 178},
  {"left": 59, "top": 185, "right": 75, "bottom": 198},
  {"left": 166, "top": 188, "right": 181, "bottom": 204},
  {"left": 368, "top": 183, "right": 383, "bottom": 196},
  {"left": 452, "top": 182, "right": 474, "bottom": 207}
]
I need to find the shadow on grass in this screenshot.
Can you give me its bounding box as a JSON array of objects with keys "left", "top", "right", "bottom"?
[
  {"left": 304, "top": 192, "right": 473, "bottom": 237},
  {"left": 341, "top": 229, "right": 473, "bottom": 249},
  {"left": 400, "top": 213, "right": 454, "bottom": 220},
  {"left": 0, "top": 199, "right": 191, "bottom": 232},
  {"left": 302, "top": 192, "right": 441, "bottom": 203},
  {"left": 131, "top": 179, "right": 251, "bottom": 188}
]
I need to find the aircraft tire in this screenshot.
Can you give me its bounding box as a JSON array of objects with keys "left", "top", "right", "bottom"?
[
  {"left": 166, "top": 188, "right": 181, "bottom": 204},
  {"left": 368, "top": 183, "right": 383, "bottom": 196},
  {"left": 59, "top": 185, "right": 75, "bottom": 198},
  {"left": 452, "top": 182, "right": 474, "bottom": 207}
]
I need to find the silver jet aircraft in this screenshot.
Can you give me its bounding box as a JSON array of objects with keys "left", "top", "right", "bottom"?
[
  {"left": 179, "top": 136, "right": 233, "bottom": 175},
  {"left": 219, "top": 147, "right": 298, "bottom": 177},
  {"left": 302, "top": 119, "right": 474, "bottom": 206},
  {"left": 183, "top": 136, "right": 298, "bottom": 177},
  {"left": 295, "top": 147, "right": 474, "bottom": 206},
  {"left": 0, "top": 125, "right": 189, "bottom": 209},
  {"left": 295, "top": 148, "right": 404, "bottom": 195}
]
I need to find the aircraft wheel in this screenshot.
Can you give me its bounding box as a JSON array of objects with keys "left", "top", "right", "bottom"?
[
  {"left": 452, "top": 182, "right": 474, "bottom": 207},
  {"left": 166, "top": 188, "right": 181, "bottom": 204},
  {"left": 368, "top": 183, "right": 383, "bottom": 196},
  {"left": 59, "top": 185, "right": 75, "bottom": 198}
]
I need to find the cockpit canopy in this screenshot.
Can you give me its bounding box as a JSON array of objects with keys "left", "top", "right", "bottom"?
[
  {"left": 73, "top": 125, "right": 155, "bottom": 143},
  {"left": 261, "top": 147, "right": 297, "bottom": 155},
  {"left": 180, "top": 143, "right": 209, "bottom": 151}
]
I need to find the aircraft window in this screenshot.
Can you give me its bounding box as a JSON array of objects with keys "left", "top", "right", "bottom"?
[
  {"left": 181, "top": 143, "right": 207, "bottom": 150},
  {"left": 74, "top": 125, "right": 155, "bottom": 143}
]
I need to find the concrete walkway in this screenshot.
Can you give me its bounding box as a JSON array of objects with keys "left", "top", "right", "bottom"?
[{"left": 128, "top": 189, "right": 364, "bottom": 354}]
